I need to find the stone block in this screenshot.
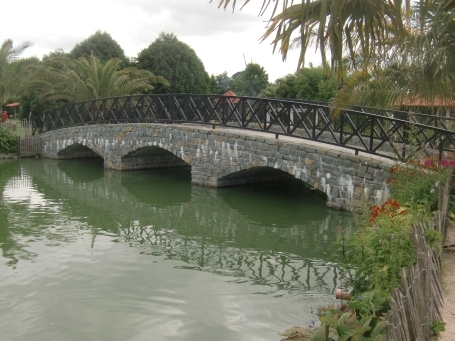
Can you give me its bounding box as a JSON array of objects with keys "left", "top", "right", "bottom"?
[
  {"left": 327, "top": 150, "right": 340, "bottom": 158},
  {"left": 279, "top": 147, "right": 290, "bottom": 155},
  {"left": 308, "top": 153, "right": 320, "bottom": 161},
  {"left": 363, "top": 173, "right": 373, "bottom": 180},
  {"left": 304, "top": 146, "right": 317, "bottom": 153},
  {"left": 321, "top": 156, "right": 333, "bottom": 164}
]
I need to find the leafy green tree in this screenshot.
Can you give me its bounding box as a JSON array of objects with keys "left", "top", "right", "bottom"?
[
  {"left": 42, "top": 48, "right": 68, "bottom": 60},
  {"left": 289, "top": 67, "right": 337, "bottom": 101},
  {"left": 136, "top": 33, "right": 210, "bottom": 94},
  {"left": 268, "top": 73, "right": 298, "bottom": 99},
  {"left": 209, "top": 72, "right": 232, "bottom": 94},
  {"left": 41, "top": 54, "right": 169, "bottom": 103},
  {"left": 212, "top": 1, "right": 455, "bottom": 111},
  {"left": 258, "top": 83, "right": 279, "bottom": 98},
  {"left": 260, "top": 66, "right": 337, "bottom": 101},
  {"left": 212, "top": 0, "right": 409, "bottom": 85},
  {"left": 19, "top": 91, "right": 68, "bottom": 119},
  {"left": 18, "top": 48, "right": 71, "bottom": 117},
  {"left": 70, "top": 31, "right": 129, "bottom": 66},
  {"left": 0, "top": 39, "right": 40, "bottom": 106},
  {"left": 330, "top": 0, "right": 455, "bottom": 111},
  {"left": 231, "top": 63, "right": 269, "bottom": 96}
]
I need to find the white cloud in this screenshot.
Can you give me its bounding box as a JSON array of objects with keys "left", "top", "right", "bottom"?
[{"left": 2, "top": 0, "right": 322, "bottom": 82}]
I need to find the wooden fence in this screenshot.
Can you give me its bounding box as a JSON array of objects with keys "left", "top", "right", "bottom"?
[
  {"left": 385, "top": 171, "right": 452, "bottom": 340},
  {"left": 17, "top": 136, "right": 42, "bottom": 157}
]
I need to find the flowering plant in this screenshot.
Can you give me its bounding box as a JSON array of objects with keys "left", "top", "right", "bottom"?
[{"left": 340, "top": 159, "right": 451, "bottom": 292}]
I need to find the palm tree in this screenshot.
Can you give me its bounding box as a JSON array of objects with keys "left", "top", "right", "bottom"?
[
  {"left": 214, "top": 0, "right": 455, "bottom": 113},
  {"left": 0, "top": 39, "right": 39, "bottom": 106},
  {"left": 212, "top": 0, "right": 410, "bottom": 85},
  {"left": 331, "top": 0, "right": 455, "bottom": 112},
  {"left": 42, "top": 54, "right": 169, "bottom": 103}
]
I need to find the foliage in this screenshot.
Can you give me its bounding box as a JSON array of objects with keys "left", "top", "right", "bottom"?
[
  {"left": 259, "top": 83, "right": 279, "bottom": 98},
  {"left": 209, "top": 72, "right": 232, "bottom": 94},
  {"left": 40, "top": 54, "right": 169, "bottom": 103},
  {"left": 263, "top": 66, "right": 337, "bottom": 101},
  {"left": 69, "top": 31, "right": 128, "bottom": 66},
  {"left": 212, "top": 0, "right": 409, "bottom": 86},
  {"left": 429, "top": 320, "right": 446, "bottom": 337},
  {"left": 425, "top": 228, "right": 443, "bottom": 251},
  {"left": 0, "top": 39, "right": 40, "bottom": 106},
  {"left": 387, "top": 160, "right": 450, "bottom": 213},
  {"left": 343, "top": 198, "right": 417, "bottom": 292},
  {"left": 231, "top": 63, "right": 269, "bottom": 96},
  {"left": 19, "top": 92, "right": 68, "bottom": 119},
  {"left": 136, "top": 32, "right": 210, "bottom": 94},
  {"left": 42, "top": 48, "right": 69, "bottom": 60},
  {"left": 279, "top": 289, "right": 389, "bottom": 341},
  {"left": 0, "top": 126, "right": 17, "bottom": 154},
  {"left": 330, "top": 0, "right": 455, "bottom": 111},
  {"left": 339, "top": 160, "right": 450, "bottom": 292},
  {"left": 212, "top": 1, "right": 455, "bottom": 112}
]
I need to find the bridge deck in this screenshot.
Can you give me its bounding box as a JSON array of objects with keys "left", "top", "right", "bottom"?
[{"left": 211, "top": 125, "right": 395, "bottom": 164}]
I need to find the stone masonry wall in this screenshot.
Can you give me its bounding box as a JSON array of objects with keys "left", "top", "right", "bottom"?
[{"left": 39, "top": 123, "right": 394, "bottom": 210}]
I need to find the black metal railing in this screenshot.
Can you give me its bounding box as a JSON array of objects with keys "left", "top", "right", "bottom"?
[{"left": 32, "top": 93, "right": 455, "bottom": 161}]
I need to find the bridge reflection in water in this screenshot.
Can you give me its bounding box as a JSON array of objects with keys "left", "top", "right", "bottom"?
[{"left": 2, "top": 159, "right": 354, "bottom": 296}]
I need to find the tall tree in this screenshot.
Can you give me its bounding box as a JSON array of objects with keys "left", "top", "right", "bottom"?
[
  {"left": 41, "top": 54, "right": 169, "bottom": 103},
  {"left": 70, "top": 31, "right": 128, "bottom": 66},
  {"left": 211, "top": 0, "right": 410, "bottom": 85},
  {"left": 137, "top": 33, "right": 210, "bottom": 94},
  {"left": 212, "top": 1, "right": 455, "bottom": 112},
  {"left": 209, "top": 72, "right": 232, "bottom": 94},
  {"left": 0, "top": 39, "right": 39, "bottom": 106},
  {"left": 330, "top": 0, "right": 455, "bottom": 111},
  {"left": 262, "top": 66, "right": 337, "bottom": 101},
  {"left": 231, "top": 63, "right": 269, "bottom": 96}
]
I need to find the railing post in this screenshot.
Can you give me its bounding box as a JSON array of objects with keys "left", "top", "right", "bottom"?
[
  {"left": 402, "top": 123, "right": 409, "bottom": 160},
  {"left": 369, "top": 116, "right": 375, "bottom": 152},
  {"left": 223, "top": 98, "right": 227, "bottom": 125},
  {"left": 184, "top": 94, "right": 189, "bottom": 121},
  {"left": 169, "top": 95, "right": 175, "bottom": 121},
  {"left": 312, "top": 107, "right": 316, "bottom": 139},
  {"left": 287, "top": 102, "right": 291, "bottom": 135},
  {"left": 339, "top": 112, "right": 344, "bottom": 145},
  {"left": 439, "top": 136, "right": 444, "bottom": 161}
]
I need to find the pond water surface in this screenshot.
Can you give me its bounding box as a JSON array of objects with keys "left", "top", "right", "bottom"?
[{"left": 0, "top": 159, "right": 353, "bottom": 341}]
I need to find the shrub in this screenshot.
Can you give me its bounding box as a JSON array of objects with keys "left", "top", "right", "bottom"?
[
  {"left": 339, "top": 161, "right": 451, "bottom": 292},
  {"left": 0, "top": 126, "right": 18, "bottom": 154}
]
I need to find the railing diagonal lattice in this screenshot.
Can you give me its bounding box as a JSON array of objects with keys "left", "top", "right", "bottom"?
[{"left": 32, "top": 94, "right": 455, "bottom": 161}]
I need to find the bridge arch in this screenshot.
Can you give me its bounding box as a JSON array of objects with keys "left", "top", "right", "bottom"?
[
  {"left": 56, "top": 142, "right": 103, "bottom": 160},
  {"left": 217, "top": 166, "right": 296, "bottom": 187},
  {"left": 119, "top": 145, "right": 189, "bottom": 170},
  {"left": 39, "top": 122, "right": 393, "bottom": 210}
]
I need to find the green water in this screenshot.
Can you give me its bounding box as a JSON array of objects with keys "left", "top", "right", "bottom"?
[{"left": 0, "top": 159, "right": 353, "bottom": 341}]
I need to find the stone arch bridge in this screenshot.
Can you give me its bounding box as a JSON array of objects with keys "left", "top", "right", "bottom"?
[
  {"left": 28, "top": 93, "right": 455, "bottom": 210},
  {"left": 39, "top": 122, "right": 393, "bottom": 210}
]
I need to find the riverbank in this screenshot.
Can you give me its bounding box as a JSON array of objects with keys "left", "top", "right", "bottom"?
[{"left": 0, "top": 153, "right": 18, "bottom": 159}]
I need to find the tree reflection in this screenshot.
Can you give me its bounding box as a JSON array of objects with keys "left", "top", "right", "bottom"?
[{"left": 0, "top": 159, "right": 354, "bottom": 294}]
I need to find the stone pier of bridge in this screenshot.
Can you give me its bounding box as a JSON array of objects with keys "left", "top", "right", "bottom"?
[{"left": 38, "top": 123, "right": 393, "bottom": 210}]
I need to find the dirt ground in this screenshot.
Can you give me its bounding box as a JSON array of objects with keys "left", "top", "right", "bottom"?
[{"left": 440, "top": 223, "right": 455, "bottom": 340}]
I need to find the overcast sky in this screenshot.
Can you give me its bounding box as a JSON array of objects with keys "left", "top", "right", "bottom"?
[{"left": 3, "top": 0, "right": 322, "bottom": 82}]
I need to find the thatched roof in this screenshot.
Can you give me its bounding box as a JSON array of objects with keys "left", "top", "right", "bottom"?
[{"left": 399, "top": 97, "right": 455, "bottom": 108}]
